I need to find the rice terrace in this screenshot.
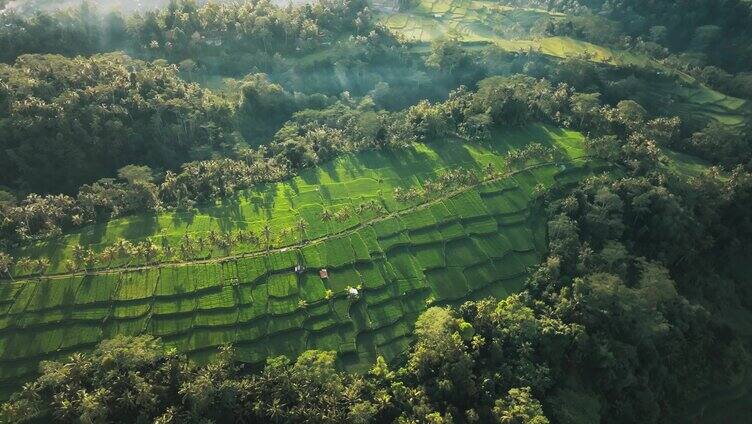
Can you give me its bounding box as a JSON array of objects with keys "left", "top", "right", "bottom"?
[
  {"left": 2, "top": 0, "right": 752, "bottom": 422},
  {"left": 0, "top": 125, "right": 599, "bottom": 395}
]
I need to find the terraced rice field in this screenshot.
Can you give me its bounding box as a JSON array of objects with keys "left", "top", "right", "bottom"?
[
  {"left": 13, "top": 125, "right": 585, "bottom": 275},
  {"left": 380, "top": 0, "right": 649, "bottom": 67},
  {"left": 0, "top": 124, "right": 604, "bottom": 397},
  {"left": 380, "top": 0, "right": 751, "bottom": 128}
]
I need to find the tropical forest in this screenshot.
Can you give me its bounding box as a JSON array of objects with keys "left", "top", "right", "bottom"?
[{"left": 0, "top": 0, "right": 752, "bottom": 422}]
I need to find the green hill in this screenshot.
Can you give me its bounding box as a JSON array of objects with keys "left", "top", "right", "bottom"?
[{"left": 0, "top": 124, "right": 605, "bottom": 396}]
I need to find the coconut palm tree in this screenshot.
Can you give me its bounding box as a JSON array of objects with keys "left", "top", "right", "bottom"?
[
  {"left": 83, "top": 249, "right": 98, "bottom": 270},
  {"left": 320, "top": 209, "right": 333, "bottom": 222},
  {"left": 242, "top": 230, "right": 259, "bottom": 246},
  {"left": 208, "top": 230, "right": 220, "bottom": 248},
  {"left": 162, "top": 243, "right": 173, "bottom": 259},
  {"left": 72, "top": 244, "right": 87, "bottom": 268},
  {"left": 99, "top": 247, "right": 116, "bottom": 268},
  {"left": 141, "top": 242, "right": 160, "bottom": 264},
  {"left": 296, "top": 219, "right": 308, "bottom": 241},
  {"left": 131, "top": 243, "right": 146, "bottom": 265},
  {"left": 278, "top": 227, "right": 292, "bottom": 245},
  {"left": 15, "top": 257, "right": 33, "bottom": 276},
  {"left": 217, "top": 234, "right": 234, "bottom": 255},
  {"left": 393, "top": 187, "right": 407, "bottom": 203},
  {"left": 262, "top": 224, "right": 272, "bottom": 251},
  {"left": 0, "top": 252, "right": 13, "bottom": 281},
  {"left": 180, "top": 234, "right": 195, "bottom": 259},
  {"left": 485, "top": 162, "right": 497, "bottom": 180},
  {"left": 64, "top": 259, "right": 77, "bottom": 274},
  {"left": 34, "top": 258, "right": 50, "bottom": 276},
  {"left": 334, "top": 209, "right": 351, "bottom": 223},
  {"left": 235, "top": 230, "right": 249, "bottom": 244},
  {"left": 195, "top": 235, "right": 206, "bottom": 253},
  {"left": 114, "top": 239, "right": 133, "bottom": 263}
]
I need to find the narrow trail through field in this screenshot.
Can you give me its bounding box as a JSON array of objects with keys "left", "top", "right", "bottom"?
[{"left": 9, "top": 159, "right": 580, "bottom": 284}]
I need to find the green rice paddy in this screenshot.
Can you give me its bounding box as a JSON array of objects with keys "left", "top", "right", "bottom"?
[
  {"left": 0, "top": 124, "right": 606, "bottom": 396},
  {"left": 380, "top": 0, "right": 751, "bottom": 128},
  {"left": 380, "top": 0, "right": 648, "bottom": 67}
]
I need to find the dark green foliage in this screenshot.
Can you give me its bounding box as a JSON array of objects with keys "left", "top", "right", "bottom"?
[
  {"left": 2, "top": 1, "right": 752, "bottom": 421},
  {"left": 0, "top": 53, "right": 235, "bottom": 194},
  {"left": 1, "top": 335, "right": 185, "bottom": 423}
]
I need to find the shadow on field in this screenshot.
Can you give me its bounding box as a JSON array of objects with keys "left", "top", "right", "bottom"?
[{"left": 122, "top": 215, "right": 158, "bottom": 240}]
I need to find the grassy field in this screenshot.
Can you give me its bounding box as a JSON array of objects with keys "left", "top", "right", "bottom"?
[{"left": 0, "top": 124, "right": 605, "bottom": 397}]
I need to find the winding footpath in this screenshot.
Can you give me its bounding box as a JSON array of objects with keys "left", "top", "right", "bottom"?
[{"left": 5, "top": 158, "right": 586, "bottom": 284}]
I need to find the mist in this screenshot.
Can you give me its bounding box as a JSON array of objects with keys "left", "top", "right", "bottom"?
[{"left": 3, "top": 0, "right": 312, "bottom": 15}]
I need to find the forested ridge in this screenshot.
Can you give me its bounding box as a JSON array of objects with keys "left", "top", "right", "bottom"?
[{"left": 1, "top": 0, "right": 752, "bottom": 422}]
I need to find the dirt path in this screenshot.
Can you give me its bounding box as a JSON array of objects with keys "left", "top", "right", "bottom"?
[{"left": 6, "top": 159, "right": 578, "bottom": 284}]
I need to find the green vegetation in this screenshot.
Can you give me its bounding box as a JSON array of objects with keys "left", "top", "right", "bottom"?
[
  {"left": 2, "top": 0, "right": 752, "bottom": 422},
  {"left": 382, "top": 0, "right": 641, "bottom": 66},
  {"left": 0, "top": 53, "right": 235, "bottom": 194},
  {"left": 0, "top": 124, "right": 600, "bottom": 397},
  {"left": 12, "top": 124, "right": 581, "bottom": 273}
]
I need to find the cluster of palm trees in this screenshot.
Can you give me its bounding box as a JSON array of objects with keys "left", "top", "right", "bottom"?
[
  {"left": 3, "top": 199, "right": 400, "bottom": 279},
  {"left": 319, "top": 208, "right": 349, "bottom": 223},
  {"left": 177, "top": 229, "right": 259, "bottom": 259},
  {"left": 10, "top": 257, "right": 50, "bottom": 277},
  {"left": 505, "top": 143, "right": 559, "bottom": 170},
  {"left": 0, "top": 252, "right": 12, "bottom": 280},
  {"left": 394, "top": 167, "right": 482, "bottom": 203},
  {"left": 319, "top": 201, "right": 387, "bottom": 224},
  {"left": 60, "top": 239, "right": 163, "bottom": 274},
  {"left": 5, "top": 226, "right": 266, "bottom": 278}
]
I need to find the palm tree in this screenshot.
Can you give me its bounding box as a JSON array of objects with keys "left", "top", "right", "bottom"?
[
  {"left": 180, "top": 234, "right": 195, "bottom": 259},
  {"left": 320, "top": 209, "right": 333, "bottom": 222},
  {"left": 162, "top": 243, "right": 173, "bottom": 259},
  {"left": 218, "top": 234, "right": 234, "bottom": 255},
  {"left": 160, "top": 236, "right": 171, "bottom": 250},
  {"left": 72, "top": 244, "right": 87, "bottom": 268},
  {"left": 64, "top": 259, "right": 77, "bottom": 274},
  {"left": 394, "top": 187, "right": 406, "bottom": 203},
  {"left": 266, "top": 399, "right": 285, "bottom": 421},
  {"left": 141, "top": 242, "right": 160, "bottom": 264},
  {"left": 130, "top": 243, "right": 145, "bottom": 265},
  {"left": 99, "top": 247, "right": 116, "bottom": 268},
  {"left": 15, "top": 257, "right": 33, "bottom": 276},
  {"left": 34, "top": 258, "right": 50, "bottom": 276},
  {"left": 278, "top": 227, "right": 291, "bottom": 245},
  {"left": 423, "top": 181, "right": 435, "bottom": 197},
  {"left": 485, "top": 162, "right": 497, "bottom": 180},
  {"left": 208, "top": 230, "right": 220, "bottom": 248},
  {"left": 296, "top": 219, "right": 308, "bottom": 242},
  {"left": 195, "top": 235, "right": 206, "bottom": 253},
  {"left": 0, "top": 252, "right": 13, "bottom": 281},
  {"left": 235, "top": 230, "right": 249, "bottom": 244},
  {"left": 83, "top": 249, "right": 97, "bottom": 270},
  {"left": 334, "top": 209, "right": 351, "bottom": 223},
  {"left": 240, "top": 230, "right": 259, "bottom": 246},
  {"left": 115, "top": 239, "right": 133, "bottom": 263},
  {"left": 262, "top": 224, "right": 272, "bottom": 251}
]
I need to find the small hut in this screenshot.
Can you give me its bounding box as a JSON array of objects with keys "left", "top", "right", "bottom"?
[{"left": 319, "top": 269, "right": 329, "bottom": 279}]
